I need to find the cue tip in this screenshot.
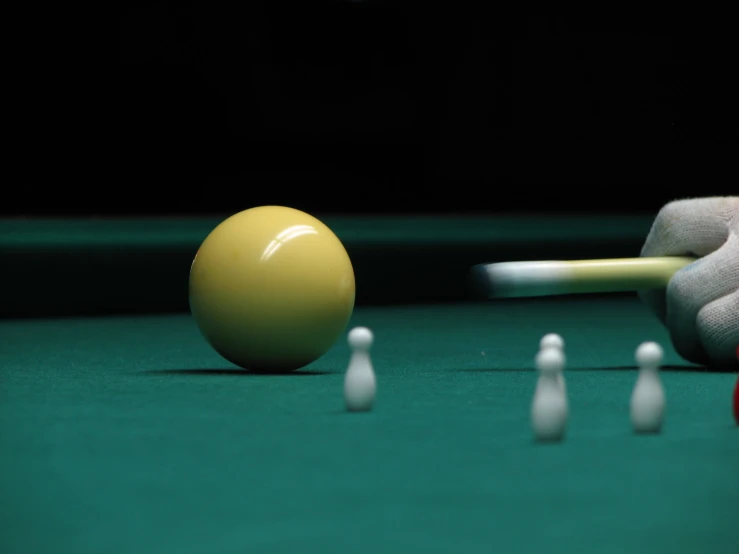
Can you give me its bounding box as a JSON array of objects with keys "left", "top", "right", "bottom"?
[{"left": 467, "top": 263, "right": 510, "bottom": 299}]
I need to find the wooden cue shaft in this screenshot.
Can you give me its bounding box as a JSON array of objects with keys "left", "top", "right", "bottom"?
[{"left": 470, "top": 257, "right": 696, "bottom": 298}]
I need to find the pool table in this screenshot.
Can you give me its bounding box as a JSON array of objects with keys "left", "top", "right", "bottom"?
[{"left": 1, "top": 215, "right": 737, "bottom": 554}]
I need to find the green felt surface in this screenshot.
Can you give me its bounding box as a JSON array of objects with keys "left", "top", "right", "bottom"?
[
  {"left": 1, "top": 297, "right": 737, "bottom": 554},
  {"left": 0, "top": 214, "right": 654, "bottom": 316}
]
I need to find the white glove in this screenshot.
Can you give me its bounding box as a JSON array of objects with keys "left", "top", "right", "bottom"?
[{"left": 639, "top": 197, "right": 739, "bottom": 369}]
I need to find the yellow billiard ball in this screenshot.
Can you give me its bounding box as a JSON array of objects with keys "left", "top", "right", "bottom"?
[{"left": 189, "top": 206, "right": 356, "bottom": 372}]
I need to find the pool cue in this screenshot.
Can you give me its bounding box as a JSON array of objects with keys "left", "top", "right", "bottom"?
[{"left": 468, "top": 256, "right": 696, "bottom": 299}]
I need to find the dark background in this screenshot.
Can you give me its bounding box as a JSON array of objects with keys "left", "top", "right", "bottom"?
[{"left": 30, "top": 3, "right": 739, "bottom": 215}]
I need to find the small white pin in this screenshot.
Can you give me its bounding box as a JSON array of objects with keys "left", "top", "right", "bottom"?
[
  {"left": 531, "top": 347, "right": 568, "bottom": 442},
  {"left": 344, "top": 327, "right": 376, "bottom": 412},
  {"left": 539, "top": 333, "right": 564, "bottom": 351},
  {"left": 539, "top": 333, "right": 566, "bottom": 395},
  {"left": 630, "top": 341, "right": 665, "bottom": 434}
]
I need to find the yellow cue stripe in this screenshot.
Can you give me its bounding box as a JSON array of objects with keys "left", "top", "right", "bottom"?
[{"left": 469, "top": 257, "right": 696, "bottom": 299}]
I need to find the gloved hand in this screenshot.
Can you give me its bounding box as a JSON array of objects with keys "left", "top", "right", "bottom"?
[{"left": 639, "top": 197, "right": 739, "bottom": 369}]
